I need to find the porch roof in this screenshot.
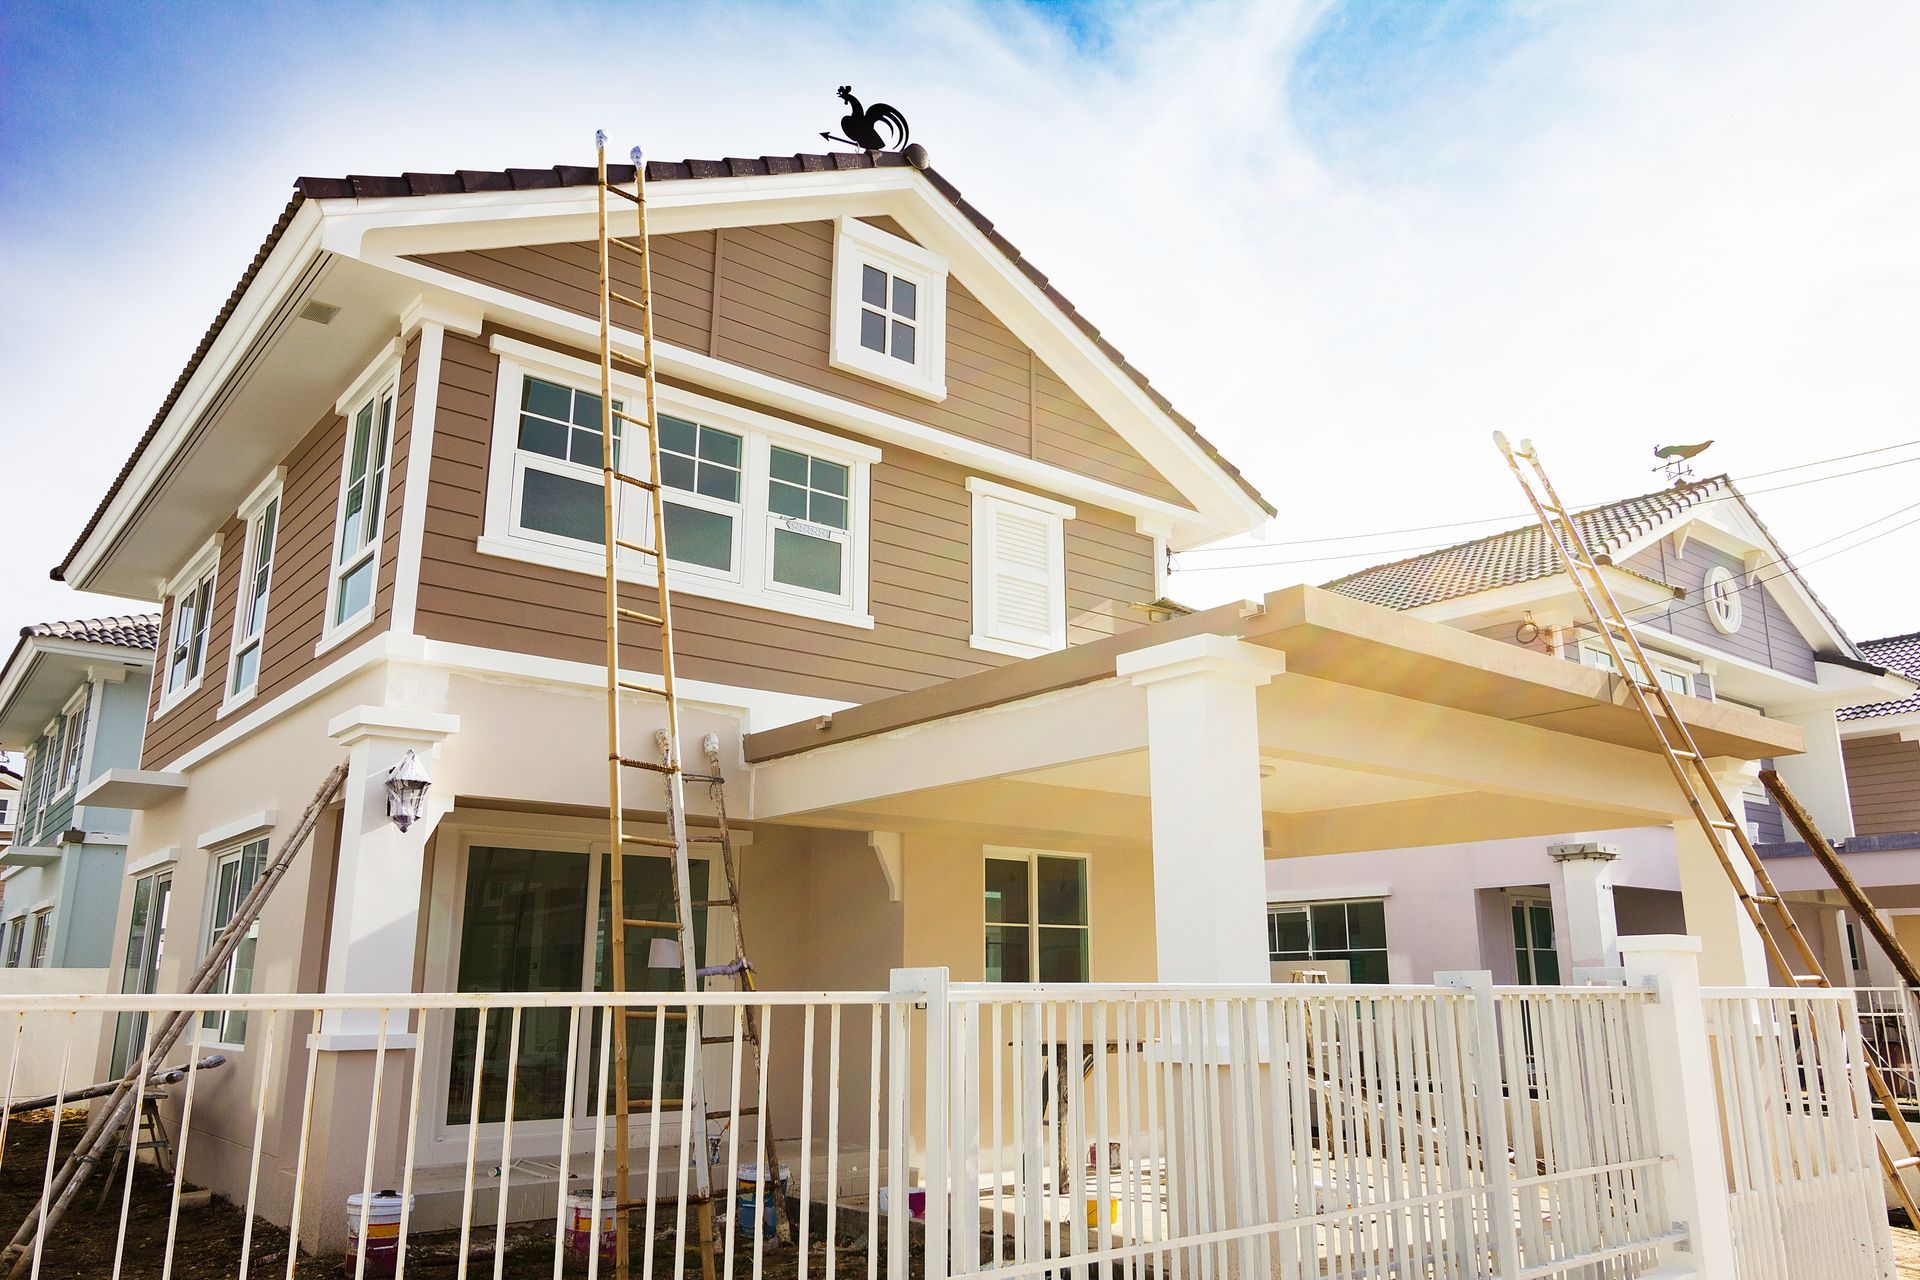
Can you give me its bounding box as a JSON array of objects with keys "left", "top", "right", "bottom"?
[{"left": 744, "top": 585, "right": 1804, "bottom": 767}]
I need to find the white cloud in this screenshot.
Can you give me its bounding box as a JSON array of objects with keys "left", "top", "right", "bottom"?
[{"left": 1, "top": 0, "right": 1915, "bottom": 643}]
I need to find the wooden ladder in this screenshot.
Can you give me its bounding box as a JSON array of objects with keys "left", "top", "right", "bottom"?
[{"left": 1493, "top": 432, "right": 1920, "bottom": 1222}]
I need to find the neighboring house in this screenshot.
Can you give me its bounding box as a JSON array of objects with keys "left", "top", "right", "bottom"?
[
  {"left": 1270, "top": 477, "right": 1918, "bottom": 986},
  {"left": 53, "top": 152, "right": 1800, "bottom": 1245},
  {"left": 0, "top": 761, "right": 19, "bottom": 854}
]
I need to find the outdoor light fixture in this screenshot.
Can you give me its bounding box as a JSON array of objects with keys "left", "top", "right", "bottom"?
[{"left": 385, "top": 750, "right": 431, "bottom": 832}]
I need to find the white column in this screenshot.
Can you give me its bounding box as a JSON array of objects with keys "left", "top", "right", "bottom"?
[
  {"left": 318, "top": 704, "right": 459, "bottom": 1044},
  {"left": 1548, "top": 841, "right": 1621, "bottom": 975},
  {"left": 1620, "top": 936, "right": 1736, "bottom": 1277},
  {"left": 1117, "top": 635, "right": 1287, "bottom": 984},
  {"left": 1674, "top": 760, "right": 1770, "bottom": 987},
  {"left": 1769, "top": 704, "right": 1855, "bottom": 839}
]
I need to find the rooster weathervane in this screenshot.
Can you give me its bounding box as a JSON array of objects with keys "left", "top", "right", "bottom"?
[{"left": 822, "top": 85, "right": 914, "bottom": 155}]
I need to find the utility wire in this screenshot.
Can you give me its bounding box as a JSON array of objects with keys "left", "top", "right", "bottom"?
[
  {"left": 1171, "top": 450, "right": 1920, "bottom": 573},
  {"left": 1173, "top": 440, "right": 1920, "bottom": 560}
]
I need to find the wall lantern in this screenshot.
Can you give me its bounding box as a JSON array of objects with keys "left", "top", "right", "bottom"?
[{"left": 386, "top": 750, "right": 431, "bottom": 832}]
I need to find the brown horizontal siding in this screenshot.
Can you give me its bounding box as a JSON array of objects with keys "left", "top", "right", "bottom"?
[
  {"left": 139, "top": 345, "right": 415, "bottom": 769},
  {"left": 415, "top": 332, "right": 1160, "bottom": 703},
  {"left": 1844, "top": 734, "right": 1920, "bottom": 836},
  {"left": 411, "top": 219, "right": 1190, "bottom": 509}
]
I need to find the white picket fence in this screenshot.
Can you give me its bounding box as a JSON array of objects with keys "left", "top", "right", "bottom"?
[{"left": 0, "top": 961, "right": 1894, "bottom": 1280}]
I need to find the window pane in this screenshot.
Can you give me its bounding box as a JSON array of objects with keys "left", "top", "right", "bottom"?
[
  {"left": 519, "top": 468, "right": 605, "bottom": 545},
  {"left": 522, "top": 376, "right": 572, "bottom": 423},
  {"left": 695, "top": 462, "right": 739, "bottom": 503},
  {"left": 861, "top": 264, "right": 887, "bottom": 308},
  {"left": 347, "top": 404, "right": 373, "bottom": 481},
  {"left": 890, "top": 319, "right": 916, "bottom": 363},
  {"left": 771, "top": 528, "right": 844, "bottom": 595},
  {"left": 335, "top": 559, "right": 373, "bottom": 623},
  {"left": 568, "top": 424, "right": 606, "bottom": 469},
  {"left": 810, "top": 457, "right": 848, "bottom": 497},
  {"left": 661, "top": 453, "right": 696, "bottom": 492},
  {"left": 1533, "top": 948, "right": 1561, "bottom": 985},
  {"left": 1037, "top": 927, "right": 1088, "bottom": 982},
  {"left": 1035, "top": 857, "right": 1086, "bottom": 926},
  {"left": 518, "top": 414, "right": 568, "bottom": 461},
  {"left": 891, "top": 277, "right": 917, "bottom": 321},
  {"left": 231, "top": 643, "right": 260, "bottom": 694},
  {"left": 699, "top": 427, "right": 741, "bottom": 469},
  {"left": 1346, "top": 951, "right": 1390, "bottom": 984},
  {"left": 985, "top": 924, "right": 1029, "bottom": 982},
  {"left": 659, "top": 414, "right": 698, "bottom": 457},
  {"left": 1347, "top": 901, "right": 1387, "bottom": 949},
  {"left": 590, "top": 855, "right": 709, "bottom": 1109},
  {"left": 1268, "top": 908, "right": 1310, "bottom": 957},
  {"left": 768, "top": 480, "right": 809, "bottom": 519},
  {"left": 1529, "top": 904, "right": 1554, "bottom": 948},
  {"left": 571, "top": 388, "right": 604, "bottom": 428},
  {"left": 1310, "top": 903, "right": 1347, "bottom": 950},
  {"left": 983, "top": 859, "right": 1029, "bottom": 924},
  {"left": 664, "top": 503, "right": 734, "bottom": 571},
  {"left": 1511, "top": 903, "right": 1527, "bottom": 950},
  {"left": 860, "top": 308, "right": 887, "bottom": 353},
  {"left": 337, "top": 482, "right": 365, "bottom": 556},
  {"left": 810, "top": 494, "right": 848, "bottom": 530},
  {"left": 770, "top": 447, "right": 809, "bottom": 485}
]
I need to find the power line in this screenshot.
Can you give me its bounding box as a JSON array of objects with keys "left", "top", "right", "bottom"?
[{"left": 1170, "top": 450, "right": 1920, "bottom": 573}]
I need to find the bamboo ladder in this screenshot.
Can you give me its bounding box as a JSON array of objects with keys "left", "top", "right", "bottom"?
[
  {"left": 590, "top": 133, "right": 728, "bottom": 1280},
  {"left": 1493, "top": 432, "right": 1920, "bottom": 1223}
]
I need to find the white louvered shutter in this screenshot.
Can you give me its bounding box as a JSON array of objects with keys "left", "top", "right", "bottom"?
[{"left": 978, "top": 495, "right": 1063, "bottom": 652}]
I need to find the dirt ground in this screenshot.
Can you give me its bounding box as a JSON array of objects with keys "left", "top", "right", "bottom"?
[
  {"left": 1895, "top": 1224, "right": 1920, "bottom": 1278},
  {"left": 0, "top": 1110, "right": 881, "bottom": 1279}
]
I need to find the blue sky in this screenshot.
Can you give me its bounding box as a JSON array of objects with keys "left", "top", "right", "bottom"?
[{"left": 2, "top": 0, "right": 1918, "bottom": 641}]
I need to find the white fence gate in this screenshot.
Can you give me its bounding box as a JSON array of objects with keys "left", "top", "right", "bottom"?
[{"left": 1705, "top": 990, "right": 1894, "bottom": 1280}]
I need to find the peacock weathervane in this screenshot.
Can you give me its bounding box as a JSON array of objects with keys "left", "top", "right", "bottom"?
[{"left": 822, "top": 85, "right": 910, "bottom": 153}]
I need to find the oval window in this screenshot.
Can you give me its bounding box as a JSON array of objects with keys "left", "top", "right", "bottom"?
[{"left": 1705, "top": 566, "right": 1743, "bottom": 635}]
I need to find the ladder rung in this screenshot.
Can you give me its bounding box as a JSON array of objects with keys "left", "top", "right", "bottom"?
[
  {"left": 1751, "top": 894, "right": 1780, "bottom": 906},
  {"left": 694, "top": 898, "right": 737, "bottom": 909},
  {"left": 620, "top": 833, "right": 679, "bottom": 849},
  {"left": 610, "top": 469, "right": 657, "bottom": 492},
  {"left": 611, "top": 408, "right": 653, "bottom": 427},
  {"left": 700, "top": 1035, "right": 737, "bottom": 1046},
  {"left": 614, "top": 753, "right": 675, "bottom": 774},
  {"left": 610, "top": 289, "right": 649, "bottom": 311},
  {"left": 616, "top": 681, "right": 666, "bottom": 697},
  {"left": 624, "top": 918, "right": 682, "bottom": 930},
  {"left": 682, "top": 772, "right": 723, "bottom": 785},
  {"left": 602, "top": 182, "right": 642, "bottom": 205},
  {"left": 1892, "top": 1155, "right": 1920, "bottom": 1170},
  {"left": 1710, "top": 820, "right": 1740, "bottom": 830},
  {"left": 614, "top": 539, "right": 658, "bottom": 558},
  {"left": 608, "top": 236, "right": 648, "bottom": 260},
  {"left": 618, "top": 607, "right": 664, "bottom": 626},
  {"left": 624, "top": 1009, "right": 689, "bottom": 1021},
  {"left": 1672, "top": 750, "right": 1700, "bottom": 760},
  {"left": 688, "top": 834, "right": 728, "bottom": 844},
  {"left": 621, "top": 1100, "right": 684, "bottom": 1115},
  {"left": 1791, "top": 974, "right": 1829, "bottom": 986},
  {"left": 707, "top": 1107, "right": 760, "bottom": 1121}
]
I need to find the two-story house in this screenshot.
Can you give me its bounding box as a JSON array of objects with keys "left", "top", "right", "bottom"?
[
  {"left": 0, "top": 616, "right": 158, "bottom": 1089},
  {"left": 1266, "top": 478, "right": 1917, "bottom": 985},
  {"left": 0, "top": 760, "right": 18, "bottom": 855},
  {"left": 55, "top": 150, "right": 1804, "bottom": 1245}
]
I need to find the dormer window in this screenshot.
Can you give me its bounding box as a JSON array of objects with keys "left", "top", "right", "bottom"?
[{"left": 830, "top": 218, "right": 946, "bottom": 400}]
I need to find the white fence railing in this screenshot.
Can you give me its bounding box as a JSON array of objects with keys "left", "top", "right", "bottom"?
[
  {"left": 0, "top": 955, "right": 1894, "bottom": 1280},
  {"left": 1706, "top": 990, "right": 1894, "bottom": 1280},
  {"left": 1856, "top": 986, "right": 1920, "bottom": 1106}
]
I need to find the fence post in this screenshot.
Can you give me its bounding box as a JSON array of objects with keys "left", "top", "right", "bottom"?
[
  {"left": 891, "top": 967, "right": 950, "bottom": 1280},
  {"left": 1620, "top": 935, "right": 1736, "bottom": 1277},
  {"left": 1436, "top": 970, "right": 1524, "bottom": 1278}
]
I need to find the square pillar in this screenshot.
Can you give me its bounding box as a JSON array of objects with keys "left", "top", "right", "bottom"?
[
  {"left": 1549, "top": 841, "right": 1621, "bottom": 973},
  {"left": 1117, "top": 635, "right": 1286, "bottom": 984},
  {"left": 320, "top": 705, "right": 459, "bottom": 1042},
  {"left": 1674, "top": 759, "right": 1770, "bottom": 986}
]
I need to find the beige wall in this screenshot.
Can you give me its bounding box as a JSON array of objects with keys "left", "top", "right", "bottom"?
[{"left": 1845, "top": 733, "right": 1920, "bottom": 836}]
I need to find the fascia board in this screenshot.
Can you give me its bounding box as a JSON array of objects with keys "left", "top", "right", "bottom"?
[
  {"left": 1408, "top": 568, "right": 1678, "bottom": 626},
  {"left": 64, "top": 203, "right": 328, "bottom": 592},
  {"left": 370, "top": 251, "right": 1223, "bottom": 542},
  {"left": 325, "top": 172, "right": 1268, "bottom": 536}
]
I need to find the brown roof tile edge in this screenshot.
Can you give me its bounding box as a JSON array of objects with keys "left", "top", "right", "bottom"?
[{"left": 57, "top": 150, "right": 1272, "bottom": 582}]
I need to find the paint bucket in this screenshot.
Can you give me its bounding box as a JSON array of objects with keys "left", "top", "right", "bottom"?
[
  {"left": 565, "top": 1191, "right": 620, "bottom": 1268},
  {"left": 344, "top": 1190, "right": 411, "bottom": 1278},
  {"left": 735, "top": 1163, "right": 790, "bottom": 1240},
  {"left": 1084, "top": 1197, "right": 1120, "bottom": 1227},
  {"left": 876, "top": 1185, "right": 926, "bottom": 1220}
]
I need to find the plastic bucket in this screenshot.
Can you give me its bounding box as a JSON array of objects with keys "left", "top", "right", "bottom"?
[
  {"left": 735, "top": 1163, "right": 790, "bottom": 1240},
  {"left": 565, "top": 1191, "right": 619, "bottom": 1268},
  {"left": 344, "top": 1190, "right": 412, "bottom": 1278}
]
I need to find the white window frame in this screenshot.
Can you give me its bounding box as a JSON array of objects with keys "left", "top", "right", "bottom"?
[
  {"left": 52, "top": 687, "right": 89, "bottom": 798},
  {"left": 2, "top": 918, "right": 23, "bottom": 968},
  {"left": 320, "top": 342, "right": 403, "bottom": 653},
  {"left": 982, "top": 846, "right": 1091, "bottom": 983},
  {"left": 27, "top": 908, "right": 53, "bottom": 969},
  {"left": 223, "top": 469, "right": 285, "bottom": 712},
  {"left": 829, "top": 217, "right": 948, "bottom": 401},
  {"left": 155, "top": 539, "right": 221, "bottom": 718},
  {"left": 1704, "top": 565, "right": 1743, "bottom": 635},
  {"left": 1578, "top": 642, "right": 1696, "bottom": 696},
  {"left": 478, "top": 340, "right": 878, "bottom": 629},
  {"left": 969, "top": 477, "right": 1074, "bottom": 658},
  {"left": 200, "top": 837, "right": 268, "bottom": 1048},
  {"left": 1266, "top": 897, "right": 1393, "bottom": 982}
]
